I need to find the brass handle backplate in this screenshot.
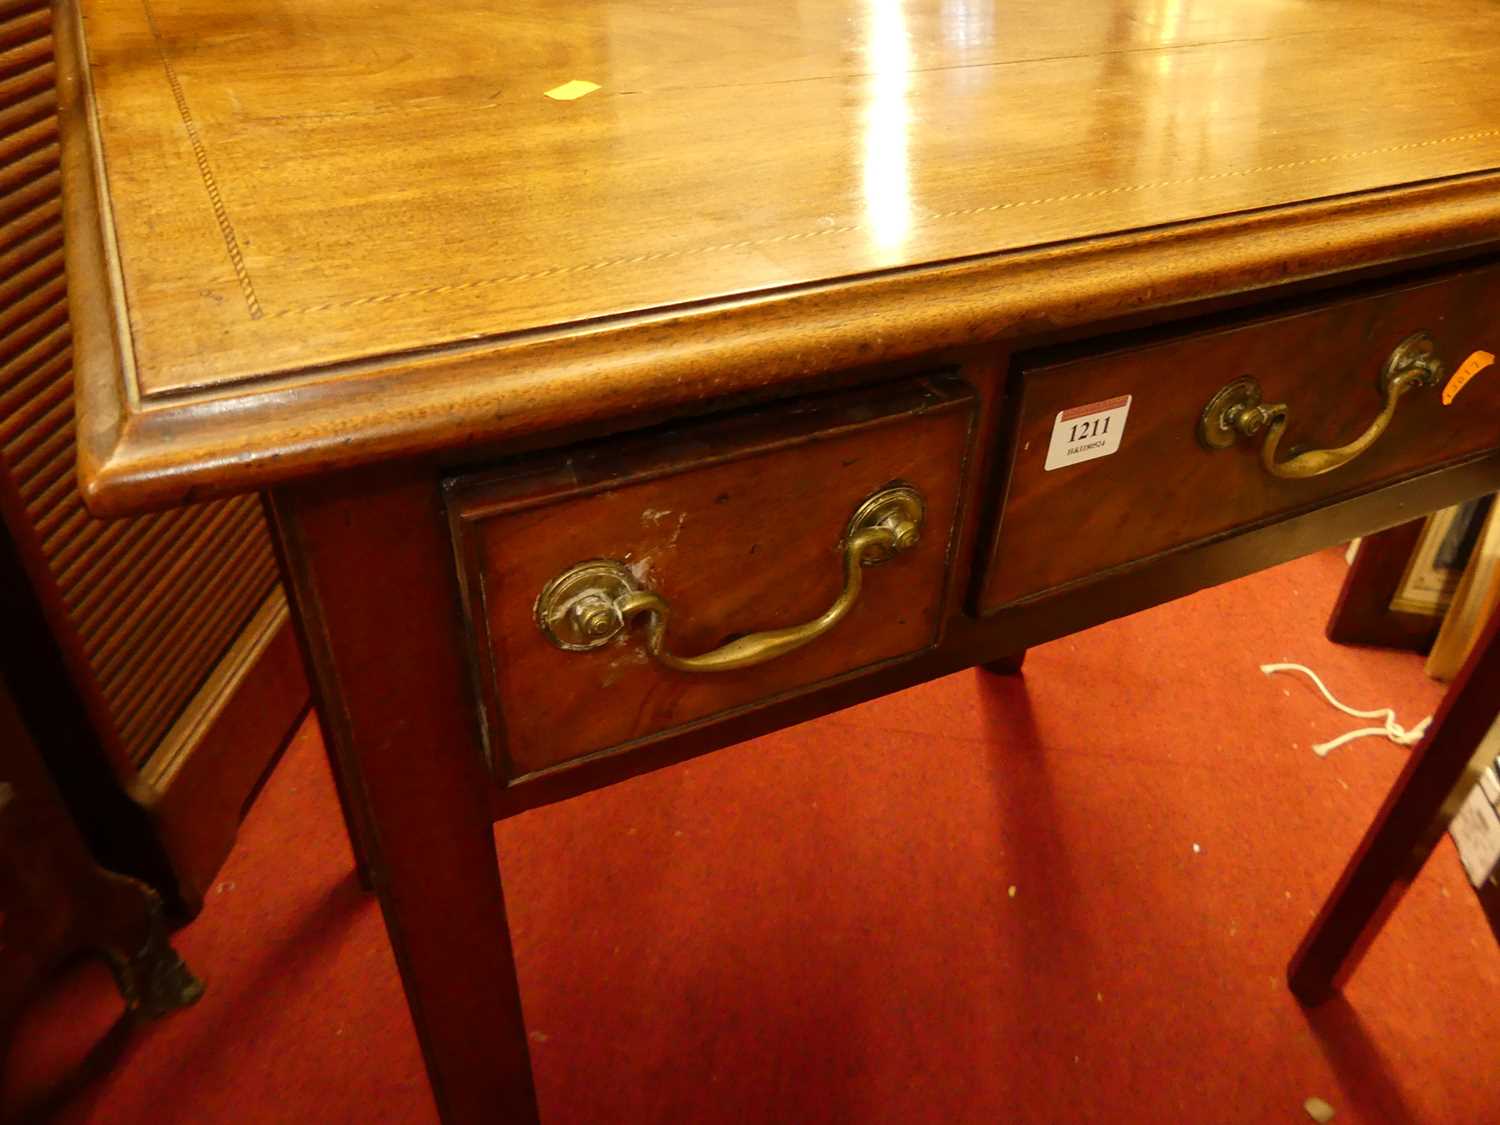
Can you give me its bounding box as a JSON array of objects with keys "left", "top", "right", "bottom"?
[
  {"left": 1198, "top": 331, "right": 1445, "bottom": 479},
  {"left": 535, "top": 484, "right": 925, "bottom": 673}
]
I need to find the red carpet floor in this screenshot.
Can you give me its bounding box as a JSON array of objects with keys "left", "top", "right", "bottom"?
[{"left": 6, "top": 548, "right": 1500, "bottom": 1124}]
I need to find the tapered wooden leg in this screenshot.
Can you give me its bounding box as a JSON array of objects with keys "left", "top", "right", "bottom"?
[
  {"left": 1289, "top": 607, "right": 1500, "bottom": 1004},
  {"left": 261, "top": 495, "right": 376, "bottom": 892},
  {"left": 312, "top": 705, "right": 377, "bottom": 892},
  {"left": 270, "top": 475, "right": 539, "bottom": 1125},
  {"left": 981, "top": 650, "right": 1027, "bottom": 675}
]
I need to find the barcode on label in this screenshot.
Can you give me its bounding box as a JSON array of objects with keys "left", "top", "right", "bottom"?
[{"left": 1044, "top": 395, "right": 1131, "bottom": 471}]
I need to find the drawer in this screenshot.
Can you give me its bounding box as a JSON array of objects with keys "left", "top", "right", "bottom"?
[
  {"left": 979, "top": 264, "right": 1500, "bottom": 613},
  {"left": 446, "top": 376, "right": 975, "bottom": 783}
]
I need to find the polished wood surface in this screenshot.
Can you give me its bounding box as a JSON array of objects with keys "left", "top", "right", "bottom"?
[
  {"left": 448, "top": 377, "right": 973, "bottom": 780},
  {"left": 271, "top": 419, "right": 1500, "bottom": 1124},
  {"left": 2, "top": 0, "right": 278, "bottom": 772},
  {"left": 58, "top": 0, "right": 1500, "bottom": 511},
  {"left": 981, "top": 263, "right": 1500, "bottom": 611},
  {"left": 494, "top": 447, "right": 1500, "bottom": 820},
  {"left": 1, "top": 0, "right": 308, "bottom": 914},
  {"left": 54, "top": 3, "right": 1500, "bottom": 1121},
  {"left": 141, "top": 591, "right": 311, "bottom": 904},
  {"left": 268, "top": 471, "right": 537, "bottom": 1125},
  {"left": 0, "top": 460, "right": 305, "bottom": 914}
]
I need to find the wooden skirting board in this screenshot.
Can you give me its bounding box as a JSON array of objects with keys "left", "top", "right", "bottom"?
[{"left": 141, "top": 590, "right": 309, "bottom": 911}]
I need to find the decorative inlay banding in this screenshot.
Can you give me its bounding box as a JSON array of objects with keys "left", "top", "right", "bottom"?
[
  {"left": 141, "top": 0, "right": 262, "bottom": 319},
  {"left": 264, "top": 125, "right": 1500, "bottom": 320},
  {"left": 135, "top": 1, "right": 1500, "bottom": 325}
]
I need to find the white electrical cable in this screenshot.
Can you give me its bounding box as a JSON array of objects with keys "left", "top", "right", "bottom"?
[{"left": 1260, "top": 662, "right": 1432, "bottom": 757}]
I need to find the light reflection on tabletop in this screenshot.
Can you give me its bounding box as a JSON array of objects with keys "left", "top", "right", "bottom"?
[
  {"left": 862, "top": 0, "right": 914, "bottom": 260},
  {"left": 76, "top": 0, "right": 1500, "bottom": 392}
]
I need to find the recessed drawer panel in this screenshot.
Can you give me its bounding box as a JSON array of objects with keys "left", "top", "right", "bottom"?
[
  {"left": 980, "top": 264, "right": 1500, "bottom": 613},
  {"left": 447, "top": 376, "right": 975, "bottom": 783}
]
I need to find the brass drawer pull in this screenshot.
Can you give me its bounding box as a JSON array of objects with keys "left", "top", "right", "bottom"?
[
  {"left": 535, "top": 484, "right": 924, "bottom": 673},
  {"left": 1198, "top": 331, "right": 1445, "bottom": 478}
]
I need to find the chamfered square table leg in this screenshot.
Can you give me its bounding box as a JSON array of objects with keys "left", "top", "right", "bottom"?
[
  {"left": 1290, "top": 607, "right": 1500, "bottom": 1005},
  {"left": 260, "top": 495, "right": 377, "bottom": 893},
  {"left": 267, "top": 473, "right": 540, "bottom": 1125}
]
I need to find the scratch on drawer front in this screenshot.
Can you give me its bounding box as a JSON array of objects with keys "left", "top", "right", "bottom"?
[{"left": 639, "top": 509, "right": 687, "bottom": 547}]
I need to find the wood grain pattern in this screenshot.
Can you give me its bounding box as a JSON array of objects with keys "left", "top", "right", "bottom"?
[
  {"left": 266, "top": 310, "right": 1500, "bottom": 1123},
  {"left": 53, "top": 2, "right": 1500, "bottom": 1116},
  {"left": 268, "top": 472, "right": 538, "bottom": 1124},
  {"left": 0, "top": 0, "right": 307, "bottom": 915},
  {"left": 448, "top": 377, "right": 974, "bottom": 780},
  {"left": 54, "top": 0, "right": 1500, "bottom": 512},
  {"left": 495, "top": 447, "right": 1500, "bottom": 818},
  {"left": 263, "top": 391, "right": 1500, "bottom": 1124},
  {"left": 0, "top": 0, "right": 279, "bottom": 769},
  {"left": 76, "top": 0, "right": 1500, "bottom": 389},
  {"left": 980, "top": 262, "right": 1500, "bottom": 612}
]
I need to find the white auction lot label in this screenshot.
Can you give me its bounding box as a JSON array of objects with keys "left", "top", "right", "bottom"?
[{"left": 1044, "top": 394, "right": 1131, "bottom": 471}]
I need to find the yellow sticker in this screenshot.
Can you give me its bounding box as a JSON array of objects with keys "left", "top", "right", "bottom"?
[
  {"left": 544, "top": 79, "right": 600, "bottom": 102},
  {"left": 1442, "top": 349, "right": 1495, "bottom": 405}
]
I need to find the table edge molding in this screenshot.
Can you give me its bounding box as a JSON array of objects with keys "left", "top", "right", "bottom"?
[{"left": 56, "top": 0, "right": 1500, "bottom": 514}]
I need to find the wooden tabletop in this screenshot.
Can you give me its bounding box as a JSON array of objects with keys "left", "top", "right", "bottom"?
[{"left": 59, "top": 0, "right": 1500, "bottom": 510}]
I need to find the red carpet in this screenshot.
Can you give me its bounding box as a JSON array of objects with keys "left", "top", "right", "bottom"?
[{"left": 6, "top": 548, "right": 1499, "bottom": 1123}]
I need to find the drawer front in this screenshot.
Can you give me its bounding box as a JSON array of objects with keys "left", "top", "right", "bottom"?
[
  {"left": 980, "top": 264, "right": 1500, "bottom": 612},
  {"left": 447, "top": 377, "right": 975, "bottom": 783}
]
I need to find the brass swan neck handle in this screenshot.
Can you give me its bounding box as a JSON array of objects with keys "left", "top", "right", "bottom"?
[
  {"left": 535, "top": 485, "right": 924, "bottom": 673},
  {"left": 613, "top": 525, "right": 894, "bottom": 673},
  {"left": 1199, "top": 332, "right": 1445, "bottom": 479}
]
